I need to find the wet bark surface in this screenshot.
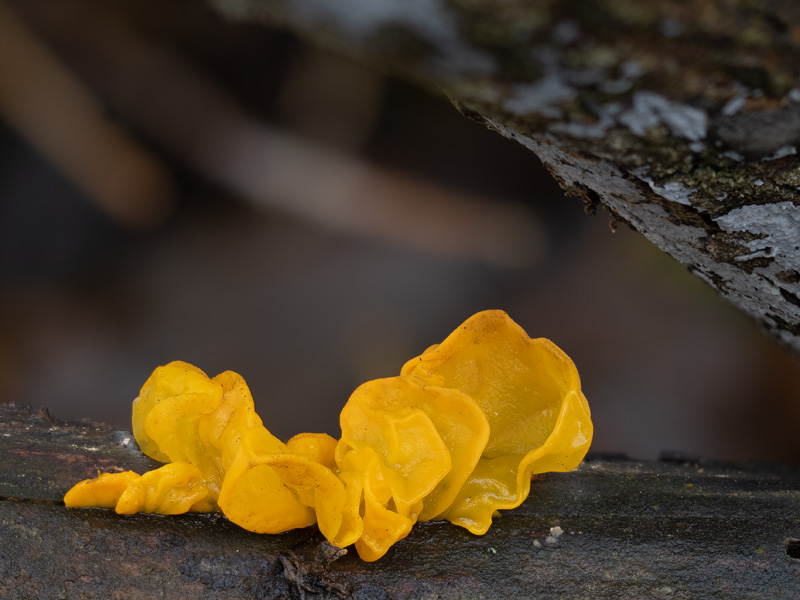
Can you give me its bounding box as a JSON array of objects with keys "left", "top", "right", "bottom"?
[
  {"left": 209, "top": 0, "right": 800, "bottom": 355},
  {"left": 1, "top": 403, "right": 799, "bottom": 599}
]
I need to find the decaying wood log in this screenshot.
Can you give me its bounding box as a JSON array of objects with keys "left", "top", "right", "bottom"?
[
  {"left": 209, "top": 0, "right": 800, "bottom": 356},
  {"left": 1, "top": 403, "right": 799, "bottom": 599}
]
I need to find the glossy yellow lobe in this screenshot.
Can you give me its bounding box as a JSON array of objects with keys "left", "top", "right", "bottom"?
[{"left": 401, "top": 310, "right": 593, "bottom": 534}]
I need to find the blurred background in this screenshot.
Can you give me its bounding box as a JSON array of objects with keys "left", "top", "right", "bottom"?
[{"left": 1, "top": 0, "right": 799, "bottom": 463}]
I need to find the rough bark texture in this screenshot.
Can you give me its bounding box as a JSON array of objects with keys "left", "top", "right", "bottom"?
[
  {"left": 210, "top": 0, "right": 800, "bottom": 354},
  {"left": 2, "top": 403, "right": 800, "bottom": 599}
]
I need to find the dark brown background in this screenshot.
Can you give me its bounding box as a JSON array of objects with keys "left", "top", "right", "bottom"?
[{"left": 2, "top": 0, "right": 799, "bottom": 463}]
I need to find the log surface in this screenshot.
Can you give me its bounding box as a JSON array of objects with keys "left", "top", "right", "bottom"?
[{"left": 1, "top": 403, "right": 799, "bottom": 599}]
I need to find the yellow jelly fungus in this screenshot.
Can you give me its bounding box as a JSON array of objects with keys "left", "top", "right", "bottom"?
[
  {"left": 401, "top": 310, "right": 593, "bottom": 534},
  {"left": 68, "top": 361, "right": 345, "bottom": 537},
  {"left": 329, "top": 375, "right": 491, "bottom": 559},
  {"left": 64, "top": 471, "right": 139, "bottom": 509},
  {"left": 218, "top": 426, "right": 346, "bottom": 538},
  {"left": 132, "top": 361, "right": 223, "bottom": 464},
  {"left": 115, "top": 462, "right": 211, "bottom": 515},
  {"left": 63, "top": 310, "right": 592, "bottom": 562}
]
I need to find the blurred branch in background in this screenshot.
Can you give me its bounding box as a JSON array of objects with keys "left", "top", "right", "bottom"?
[
  {"left": 277, "top": 46, "right": 383, "bottom": 152},
  {"left": 4, "top": 0, "right": 544, "bottom": 268},
  {"left": 0, "top": 1, "right": 175, "bottom": 228}
]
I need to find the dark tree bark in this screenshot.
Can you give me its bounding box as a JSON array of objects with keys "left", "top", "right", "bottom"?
[
  {"left": 210, "top": 0, "right": 800, "bottom": 354},
  {"left": 2, "top": 403, "right": 799, "bottom": 599}
]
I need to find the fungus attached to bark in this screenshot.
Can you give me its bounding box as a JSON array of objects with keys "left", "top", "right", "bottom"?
[
  {"left": 64, "top": 310, "right": 592, "bottom": 561},
  {"left": 401, "top": 310, "right": 593, "bottom": 535}
]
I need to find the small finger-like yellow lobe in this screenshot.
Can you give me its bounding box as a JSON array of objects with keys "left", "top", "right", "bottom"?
[
  {"left": 63, "top": 471, "right": 140, "bottom": 509},
  {"left": 115, "top": 462, "right": 211, "bottom": 515},
  {"left": 401, "top": 310, "right": 593, "bottom": 534}
]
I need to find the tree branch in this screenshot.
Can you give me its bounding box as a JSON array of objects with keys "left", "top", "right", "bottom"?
[{"left": 210, "top": 0, "right": 800, "bottom": 354}]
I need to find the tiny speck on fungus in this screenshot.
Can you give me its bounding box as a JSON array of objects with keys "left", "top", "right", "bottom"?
[{"left": 63, "top": 310, "right": 592, "bottom": 561}]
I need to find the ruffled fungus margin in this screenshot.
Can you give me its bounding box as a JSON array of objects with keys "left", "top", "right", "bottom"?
[{"left": 64, "top": 310, "right": 592, "bottom": 561}]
